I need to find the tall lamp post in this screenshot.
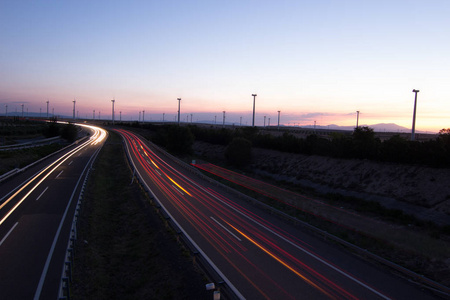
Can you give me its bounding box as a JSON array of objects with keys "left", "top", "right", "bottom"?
[
  {"left": 111, "top": 99, "right": 115, "bottom": 125},
  {"left": 73, "top": 99, "right": 76, "bottom": 119},
  {"left": 177, "top": 98, "right": 181, "bottom": 126},
  {"left": 46, "top": 101, "right": 49, "bottom": 118},
  {"left": 277, "top": 110, "right": 281, "bottom": 130},
  {"left": 252, "top": 94, "right": 257, "bottom": 127},
  {"left": 356, "top": 110, "right": 360, "bottom": 128},
  {"left": 222, "top": 111, "right": 226, "bottom": 128},
  {"left": 411, "top": 89, "right": 420, "bottom": 141}
]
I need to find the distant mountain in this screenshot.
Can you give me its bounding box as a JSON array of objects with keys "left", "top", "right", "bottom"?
[
  {"left": 363, "top": 123, "right": 410, "bottom": 132},
  {"left": 306, "top": 123, "right": 432, "bottom": 133}
]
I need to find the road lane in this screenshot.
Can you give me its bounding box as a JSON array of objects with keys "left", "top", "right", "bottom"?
[
  {"left": 0, "top": 123, "right": 107, "bottom": 300},
  {"left": 118, "top": 128, "right": 439, "bottom": 300}
]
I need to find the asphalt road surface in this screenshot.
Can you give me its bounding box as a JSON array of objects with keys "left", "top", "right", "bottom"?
[
  {"left": 0, "top": 123, "right": 107, "bottom": 300},
  {"left": 117, "top": 129, "right": 440, "bottom": 300}
]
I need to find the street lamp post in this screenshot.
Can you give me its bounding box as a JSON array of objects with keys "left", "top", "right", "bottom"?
[
  {"left": 411, "top": 89, "right": 420, "bottom": 141},
  {"left": 252, "top": 94, "right": 257, "bottom": 127},
  {"left": 143, "top": 110, "right": 145, "bottom": 123},
  {"left": 177, "top": 98, "right": 181, "bottom": 126},
  {"left": 356, "top": 110, "right": 360, "bottom": 128},
  {"left": 277, "top": 110, "right": 281, "bottom": 130},
  {"left": 73, "top": 99, "right": 76, "bottom": 119},
  {"left": 111, "top": 99, "right": 115, "bottom": 125},
  {"left": 223, "top": 111, "right": 226, "bottom": 128},
  {"left": 46, "top": 101, "right": 49, "bottom": 118}
]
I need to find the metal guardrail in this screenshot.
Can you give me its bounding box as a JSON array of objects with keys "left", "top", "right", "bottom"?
[
  {"left": 0, "top": 136, "right": 89, "bottom": 184},
  {"left": 0, "top": 136, "right": 61, "bottom": 151},
  {"left": 0, "top": 168, "right": 19, "bottom": 182},
  {"left": 57, "top": 145, "right": 103, "bottom": 300}
]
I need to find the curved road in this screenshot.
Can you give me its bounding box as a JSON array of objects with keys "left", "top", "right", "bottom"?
[
  {"left": 118, "top": 129, "right": 438, "bottom": 300},
  {"left": 0, "top": 123, "right": 107, "bottom": 300}
]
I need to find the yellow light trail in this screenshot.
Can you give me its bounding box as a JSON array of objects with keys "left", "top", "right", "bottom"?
[
  {"left": 226, "top": 222, "right": 336, "bottom": 299},
  {"left": 166, "top": 175, "right": 192, "bottom": 197},
  {"left": 150, "top": 159, "right": 160, "bottom": 169}
]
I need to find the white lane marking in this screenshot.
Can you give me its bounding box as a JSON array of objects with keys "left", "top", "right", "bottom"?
[
  {"left": 171, "top": 184, "right": 184, "bottom": 195},
  {"left": 55, "top": 170, "right": 64, "bottom": 178},
  {"left": 34, "top": 135, "right": 105, "bottom": 300},
  {"left": 68, "top": 160, "right": 73, "bottom": 165},
  {"left": 210, "top": 216, "right": 242, "bottom": 242},
  {"left": 36, "top": 187, "right": 49, "bottom": 201},
  {"left": 0, "top": 222, "right": 19, "bottom": 246}
]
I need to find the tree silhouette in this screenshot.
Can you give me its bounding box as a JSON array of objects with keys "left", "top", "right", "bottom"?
[{"left": 225, "top": 137, "right": 252, "bottom": 167}]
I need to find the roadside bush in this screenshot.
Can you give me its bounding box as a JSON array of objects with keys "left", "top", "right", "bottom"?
[
  {"left": 43, "top": 122, "right": 60, "bottom": 138},
  {"left": 61, "top": 123, "right": 78, "bottom": 142},
  {"left": 166, "top": 125, "right": 194, "bottom": 155},
  {"left": 225, "top": 137, "right": 252, "bottom": 167}
]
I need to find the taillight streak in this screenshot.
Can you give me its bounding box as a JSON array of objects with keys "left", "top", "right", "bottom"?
[{"left": 117, "top": 129, "right": 374, "bottom": 300}]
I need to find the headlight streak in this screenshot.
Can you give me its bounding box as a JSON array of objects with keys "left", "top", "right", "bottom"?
[
  {"left": 117, "top": 129, "right": 387, "bottom": 300},
  {"left": 0, "top": 125, "right": 106, "bottom": 227}
]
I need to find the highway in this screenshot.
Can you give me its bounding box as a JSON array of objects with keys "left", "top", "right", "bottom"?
[
  {"left": 0, "top": 123, "right": 107, "bottom": 300},
  {"left": 118, "top": 128, "right": 439, "bottom": 300}
]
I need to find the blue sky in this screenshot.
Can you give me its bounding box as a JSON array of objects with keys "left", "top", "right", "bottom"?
[{"left": 1, "top": 1, "right": 449, "bottom": 131}]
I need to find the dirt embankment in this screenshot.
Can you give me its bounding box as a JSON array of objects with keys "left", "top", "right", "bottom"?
[{"left": 193, "top": 141, "right": 450, "bottom": 217}]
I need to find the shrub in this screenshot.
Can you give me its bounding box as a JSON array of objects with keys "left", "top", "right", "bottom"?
[{"left": 225, "top": 137, "right": 252, "bottom": 167}]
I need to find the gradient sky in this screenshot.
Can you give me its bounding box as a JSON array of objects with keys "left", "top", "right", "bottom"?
[{"left": 1, "top": 1, "right": 449, "bottom": 131}]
